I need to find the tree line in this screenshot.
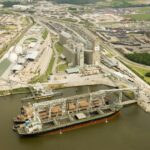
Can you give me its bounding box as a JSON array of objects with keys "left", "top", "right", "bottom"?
[{"left": 125, "top": 53, "right": 150, "bottom": 66}]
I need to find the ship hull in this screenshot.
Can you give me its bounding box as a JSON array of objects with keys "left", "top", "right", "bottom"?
[{"left": 17, "top": 111, "right": 120, "bottom": 136}]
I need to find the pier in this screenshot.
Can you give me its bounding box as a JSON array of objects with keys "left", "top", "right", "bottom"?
[
  {"left": 0, "top": 75, "right": 149, "bottom": 113},
  {"left": 121, "top": 100, "right": 137, "bottom": 106},
  {"left": 31, "top": 87, "right": 138, "bottom": 122}
]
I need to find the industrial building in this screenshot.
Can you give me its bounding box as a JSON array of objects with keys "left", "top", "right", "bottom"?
[
  {"left": 101, "top": 56, "right": 118, "bottom": 68},
  {"left": 59, "top": 29, "right": 100, "bottom": 67},
  {"left": 11, "top": 64, "right": 23, "bottom": 73},
  {"left": 63, "top": 41, "right": 84, "bottom": 67},
  {"left": 59, "top": 31, "right": 72, "bottom": 45},
  {"left": 13, "top": 5, "right": 33, "bottom": 11},
  {"left": 25, "top": 51, "right": 39, "bottom": 61}
]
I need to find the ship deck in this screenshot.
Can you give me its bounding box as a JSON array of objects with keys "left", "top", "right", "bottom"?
[{"left": 17, "top": 107, "right": 120, "bottom": 135}]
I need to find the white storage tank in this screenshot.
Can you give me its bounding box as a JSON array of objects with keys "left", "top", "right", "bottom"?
[
  {"left": 8, "top": 52, "right": 18, "bottom": 63},
  {"left": 15, "top": 46, "right": 23, "bottom": 54}
]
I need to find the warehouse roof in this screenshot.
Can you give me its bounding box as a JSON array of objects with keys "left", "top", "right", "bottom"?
[
  {"left": 61, "top": 31, "right": 71, "bottom": 39},
  {"left": 26, "top": 51, "right": 39, "bottom": 60},
  {"left": 65, "top": 67, "right": 79, "bottom": 74},
  {"left": 17, "top": 57, "right": 26, "bottom": 64},
  {"left": 11, "top": 64, "right": 23, "bottom": 72}
]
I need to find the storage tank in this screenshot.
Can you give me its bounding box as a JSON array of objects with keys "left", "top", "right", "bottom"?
[{"left": 8, "top": 52, "right": 18, "bottom": 62}]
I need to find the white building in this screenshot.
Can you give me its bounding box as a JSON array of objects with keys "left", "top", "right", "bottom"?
[
  {"left": 13, "top": 5, "right": 33, "bottom": 11},
  {"left": 26, "top": 51, "right": 39, "bottom": 61},
  {"left": 0, "top": 4, "right": 4, "bottom": 8}
]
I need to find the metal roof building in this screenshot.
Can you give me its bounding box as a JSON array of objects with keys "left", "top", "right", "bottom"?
[
  {"left": 65, "top": 67, "right": 79, "bottom": 74},
  {"left": 11, "top": 64, "right": 23, "bottom": 72},
  {"left": 17, "top": 57, "right": 26, "bottom": 64},
  {"left": 25, "top": 51, "right": 39, "bottom": 61}
]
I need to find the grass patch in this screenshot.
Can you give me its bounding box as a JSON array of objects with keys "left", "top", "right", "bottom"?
[
  {"left": 0, "top": 87, "right": 31, "bottom": 96},
  {"left": 138, "top": 7, "right": 150, "bottom": 13},
  {"left": 42, "top": 29, "right": 48, "bottom": 40},
  {"left": 123, "top": 91, "right": 135, "bottom": 99},
  {"left": 124, "top": 62, "right": 150, "bottom": 84},
  {"left": 0, "top": 58, "right": 11, "bottom": 76},
  {"left": 125, "top": 13, "right": 150, "bottom": 21},
  {"left": 61, "top": 18, "right": 77, "bottom": 23},
  {"left": 111, "top": 0, "right": 132, "bottom": 8},
  {"left": 27, "top": 37, "right": 37, "bottom": 42},
  {"left": 0, "top": 25, "right": 17, "bottom": 30},
  {"left": 24, "top": 37, "right": 37, "bottom": 44},
  {"left": 79, "top": 20, "right": 94, "bottom": 27},
  {"left": 21, "top": 16, "right": 30, "bottom": 26},
  {"left": 12, "top": 87, "right": 31, "bottom": 94},
  {"left": 55, "top": 42, "right": 64, "bottom": 54},
  {"left": 57, "top": 63, "right": 68, "bottom": 72}
]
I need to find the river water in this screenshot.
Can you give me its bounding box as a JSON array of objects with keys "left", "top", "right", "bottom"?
[{"left": 0, "top": 93, "right": 150, "bottom": 150}]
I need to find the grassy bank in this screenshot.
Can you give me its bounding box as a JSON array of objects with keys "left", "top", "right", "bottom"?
[
  {"left": 12, "top": 87, "right": 31, "bottom": 94},
  {"left": 42, "top": 29, "right": 48, "bottom": 40},
  {"left": 55, "top": 42, "right": 64, "bottom": 54},
  {"left": 0, "top": 87, "right": 31, "bottom": 96},
  {"left": 121, "top": 61, "right": 150, "bottom": 85},
  {"left": 125, "top": 13, "right": 150, "bottom": 21},
  {"left": 55, "top": 42, "right": 68, "bottom": 72},
  {"left": 0, "top": 59, "right": 11, "bottom": 76},
  {"left": 57, "top": 63, "right": 68, "bottom": 72}
]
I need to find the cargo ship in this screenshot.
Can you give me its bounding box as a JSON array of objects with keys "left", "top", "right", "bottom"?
[{"left": 13, "top": 90, "right": 122, "bottom": 136}]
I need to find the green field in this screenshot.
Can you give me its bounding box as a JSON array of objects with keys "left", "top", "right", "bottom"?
[
  {"left": 125, "top": 13, "right": 150, "bottom": 21},
  {"left": 55, "top": 42, "right": 64, "bottom": 54},
  {"left": 51, "top": 0, "right": 150, "bottom": 7},
  {"left": 42, "top": 29, "right": 48, "bottom": 40},
  {"left": 127, "top": 64, "right": 150, "bottom": 84},
  {"left": 57, "top": 63, "right": 68, "bottom": 72},
  {"left": 138, "top": 6, "right": 150, "bottom": 13},
  {"left": 0, "top": 58, "right": 11, "bottom": 76}
]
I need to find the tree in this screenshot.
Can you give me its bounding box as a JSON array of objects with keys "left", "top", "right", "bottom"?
[{"left": 145, "top": 72, "right": 150, "bottom": 77}]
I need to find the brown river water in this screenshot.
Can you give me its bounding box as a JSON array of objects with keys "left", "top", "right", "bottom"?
[{"left": 0, "top": 89, "right": 150, "bottom": 150}]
